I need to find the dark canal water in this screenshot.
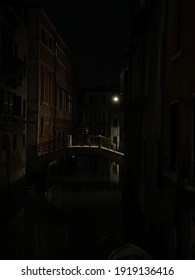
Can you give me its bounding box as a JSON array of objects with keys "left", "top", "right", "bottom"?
[{"left": 0, "top": 155, "right": 125, "bottom": 260}]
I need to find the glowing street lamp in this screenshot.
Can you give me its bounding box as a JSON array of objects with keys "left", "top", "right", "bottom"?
[{"left": 112, "top": 96, "right": 119, "bottom": 103}]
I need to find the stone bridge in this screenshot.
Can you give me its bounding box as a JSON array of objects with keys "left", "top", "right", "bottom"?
[{"left": 26, "top": 136, "right": 124, "bottom": 175}]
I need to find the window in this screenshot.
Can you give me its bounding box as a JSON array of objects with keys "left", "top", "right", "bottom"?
[
  {"left": 23, "top": 54, "right": 26, "bottom": 76},
  {"left": 112, "top": 162, "right": 118, "bottom": 174},
  {"left": 113, "top": 136, "right": 117, "bottom": 143},
  {"left": 60, "top": 88, "right": 62, "bottom": 110},
  {"left": 2, "top": 93, "right": 14, "bottom": 114},
  {"left": 2, "top": 32, "right": 13, "bottom": 71},
  {"left": 49, "top": 119, "right": 52, "bottom": 137},
  {"left": 79, "top": 92, "right": 85, "bottom": 105},
  {"left": 49, "top": 37, "right": 52, "bottom": 49},
  {"left": 42, "top": 29, "right": 46, "bottom": 43},
  {"left": 22, "top": 134, "right": 26, "bottom": 148},
  {"left": 40, "top": 116, "right": 44, "bottom": 136},
  {"left": 9, "top": 95, "right": 13, "bottom": 114},
  {"left": 23, "top": 99, "right": 26, "bottom": 118},
  {"left": 13, "top": 95, "right": 21, "bottom": 116},
  {"left": 41, "top": 67, "right": 45, "bottom": 101},
  {"left": 67, "top": 94, "right": 72, "bottom": 113},
  {"left": 1, "top": 31, "right": 7, "bottom": 71},
  {"left": 62, "top": 89, "right": 65, "bottom": 111},
  {"left": 64, "top": 91, "right": 66, "bottom": 112},
  {"left": 48, "top": 73, "right": 52, "bottom": 104},
  {"left": 57, "top": 86, "right": 60, "bottom": 109},
  {"left": 113, "top": 118, "right": 118, "bottom": 127},
  {"left": 13, "top": 134, "right": 16, "bottom": 149},
  {"left": 89, "top": 95, "right": 94, "bottom": 104},
  {"left": 3, "top": 93, "right": 8, "bottom": 113}
]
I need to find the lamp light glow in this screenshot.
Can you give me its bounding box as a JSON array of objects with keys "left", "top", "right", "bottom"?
[{"left": 113, "top": 96, "right": 119, "bottom": 102}]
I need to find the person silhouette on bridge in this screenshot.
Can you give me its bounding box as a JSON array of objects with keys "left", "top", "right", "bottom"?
[{"left": 82, "top": 128, "right": 91, "bottom": 146}]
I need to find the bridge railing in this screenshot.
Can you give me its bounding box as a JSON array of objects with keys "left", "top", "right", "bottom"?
[
  {"left": 97, "top": 135, "right": 124, "bottom": 153},
  {"left": 27, "top": 135, "right": 124, "bottom": 158},
  {"left": 76, "top": 135, "right": 99, "bottom": 146},
  {"left": 75, "top": 135, "right": 124, "bottom": 153}
]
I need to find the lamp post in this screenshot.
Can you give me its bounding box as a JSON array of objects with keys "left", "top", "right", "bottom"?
[{"left": 111, "top": 95, "right": 120, "bottom": 150}]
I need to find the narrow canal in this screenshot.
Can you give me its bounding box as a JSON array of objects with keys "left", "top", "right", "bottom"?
[{"left": 0, "top": 155, "right": 125, "bottom": 260}]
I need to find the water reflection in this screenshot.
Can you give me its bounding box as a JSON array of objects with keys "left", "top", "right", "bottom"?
[{"left": 1, "top": 155, "right": 124, "bottom": 260}]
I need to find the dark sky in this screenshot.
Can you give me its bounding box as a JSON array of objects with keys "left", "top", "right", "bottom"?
[{"left": 29, "top": 0, "right": 130, "bottom": 88}]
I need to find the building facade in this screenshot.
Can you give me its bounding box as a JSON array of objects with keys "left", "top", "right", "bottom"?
[
  {"left": 163, "top": 0, "right": 195, "bottom": 259},
  {"left": 124, "top": 0, "right": 195, "bottom": 259},
  {"left": 77, "top": 85, "right": 123, "bottom": 149},
  {"left": 0, "top": 1, "right": 28, "bottom": 189},
  {"left": 27, "top": 7, "right": 78, "bottom": 161},
  {"left": 0, "top": 2, "right": 78, "bottom": 188}
]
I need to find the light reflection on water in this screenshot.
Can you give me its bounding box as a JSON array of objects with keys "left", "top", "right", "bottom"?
[
  {"left": 42, "top": 186, "right": 124, "bottom": 259},
  {"left": 1, "top": 155, "right": 125, "bottom": 260},
  {"left": 40, "top": 155, "right": 125, "bottom": 259}
]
